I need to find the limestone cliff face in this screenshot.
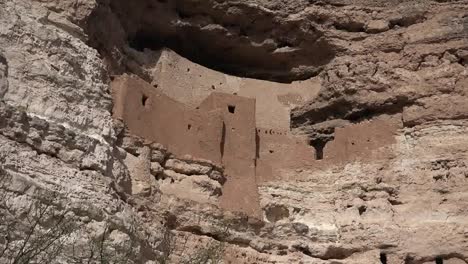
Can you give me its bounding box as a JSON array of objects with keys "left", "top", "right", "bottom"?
[{"left": 1, "top": 0, "right": 468, "bottom": 263}]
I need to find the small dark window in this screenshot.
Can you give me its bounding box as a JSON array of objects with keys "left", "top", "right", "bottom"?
[
  {"left": 228, "top": 105, "right": 236, "bottom": 113},
  {"left": 436, "top": 257, "right": 443, "bottom": 264},
  {"left": 269, "top": 150, "right": 274, "bottom": 153},
  {"left": 141, "top": 94, "right": 148, "bottom": 106},
  {"left": 187, "top": 124, "right": 192, "bottom": 130},
  {"left": 380, "top": 253, "right": 387, "bottom": 264}
]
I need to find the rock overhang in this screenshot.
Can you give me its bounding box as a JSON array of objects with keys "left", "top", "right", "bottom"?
[{"left": 88, "top": 0, "right": 337, "bottom": 83}]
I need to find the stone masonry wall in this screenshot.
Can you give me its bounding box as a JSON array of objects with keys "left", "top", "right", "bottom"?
[{"left": 111, "top": 72, "right": 404, "bottom": 219}]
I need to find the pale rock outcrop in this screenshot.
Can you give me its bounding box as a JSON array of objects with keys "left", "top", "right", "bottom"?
[
  {"left": 1, "top": 0, "right": 112, "bottom": 138},
  {"left": 1, "top": 0, "right": 468, "bottom": 263},
  {"left": 165, "top": 159, "right": 213, "bottom": 176}
]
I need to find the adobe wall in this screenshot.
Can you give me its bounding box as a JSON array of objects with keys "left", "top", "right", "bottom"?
[
  {"left": 323, "top": 116, "right": 402, "bottom": 163},
  {"left": 199, "top": 93, "right": 262, "bottom": 218},
  {"left": 111, "top": 74, "right": 224, "bottom": 164},
  {"left": 148, "top": 49, "right": 320, "bottom": 131},
  {"left": 111, "top": 73, "right": 401, "bottom": 219},
  {"left": 255, "top": 128, "right": 316, "bottom": 183},
  {"left": 198, "top": 93, "right": 257, "bottom": 162},
  {"left": 112, "top": 75, "right": 262, "bottom": 218},
  {"left": 256, "top": 116, "right": 402, "bottom": 182}
]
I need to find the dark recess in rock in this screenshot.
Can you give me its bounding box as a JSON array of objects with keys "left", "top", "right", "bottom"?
[
  {"left": 380, "top": 253, "right": 388, "bottom": 264},
  {"left": 87, "top": 0, "right": 336, "bottom": 83}
]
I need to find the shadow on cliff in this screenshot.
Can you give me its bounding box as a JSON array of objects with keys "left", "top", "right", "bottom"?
[{"left": 85, "top": 0, "right": 336, "bottom": 83}]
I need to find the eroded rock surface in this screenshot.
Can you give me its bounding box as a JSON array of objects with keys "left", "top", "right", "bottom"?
[{"left": 1, "top": 0, "right": 468, "bottom": 263}]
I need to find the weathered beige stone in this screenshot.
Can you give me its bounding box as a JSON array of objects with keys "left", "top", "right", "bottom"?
[
  {"left": 2, "top": 0, "right": 468, "bottom": 263},
  {"left": 165, "top": 159, "right": 212, "bottom": 176},
  {"left": 150, "top": 162, "right": 164, "bottom": 177},
  {"left": 366, "top": 20, "right": 390, "bottom": 33}
]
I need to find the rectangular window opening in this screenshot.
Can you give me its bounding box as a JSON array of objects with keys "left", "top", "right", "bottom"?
[{"left": 228, "top": 105, "right": 236, "bottom": 114}]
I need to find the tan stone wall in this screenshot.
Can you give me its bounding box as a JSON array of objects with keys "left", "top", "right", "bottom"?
[
  {"left": 199, "top": 93, "right": 262, "bottom": 218},
  {"left": 323, "top": 116, "right": 402, "bottom": 163},
  {"left": 237, "top": 78, "right": 319, "bottom": 130},
  {"left": 112, "top": 75, "right": 262, "bottom": 217},
  {"left": 258, "top": 116, "right": 403, "bottom": 182},
  {"left": 255, "top": 128, "right": 316, "bottom": 182},
  {"left": 112, "top": 74, "right": 224, "bottom": 164},
  {"left": 149, "top": 49, "right": 320, "bottom": 130},
  {"left": 112, "top": 74, "right": 402, "bottom": 219}
]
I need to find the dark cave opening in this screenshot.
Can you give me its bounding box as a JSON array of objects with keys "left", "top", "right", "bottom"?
[
  {"left": 358, "top": 205, "right": 367, "bottom": 215},
  {"left": 125, "top": 25, "right": 333, "bottom": 83},
  {"left": 87, "top": 0, "right": 338, "bottom": 83},
  {"left": 128, "top": 33, "right": 162, "bottom": 52},
  {"left": 380, "top": 253, "right": 387, "bottom": 264},
  {"left": 126, "top": 30, "right": 292, "bottom": 82}
]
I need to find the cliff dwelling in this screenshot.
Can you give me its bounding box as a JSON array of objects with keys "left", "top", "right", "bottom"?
[
  {"left": 2, "top": 0, "right": 468, "bottom": 263},
  {"left": 111, "top": 49, "right": 401, "bottom": 218}
]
